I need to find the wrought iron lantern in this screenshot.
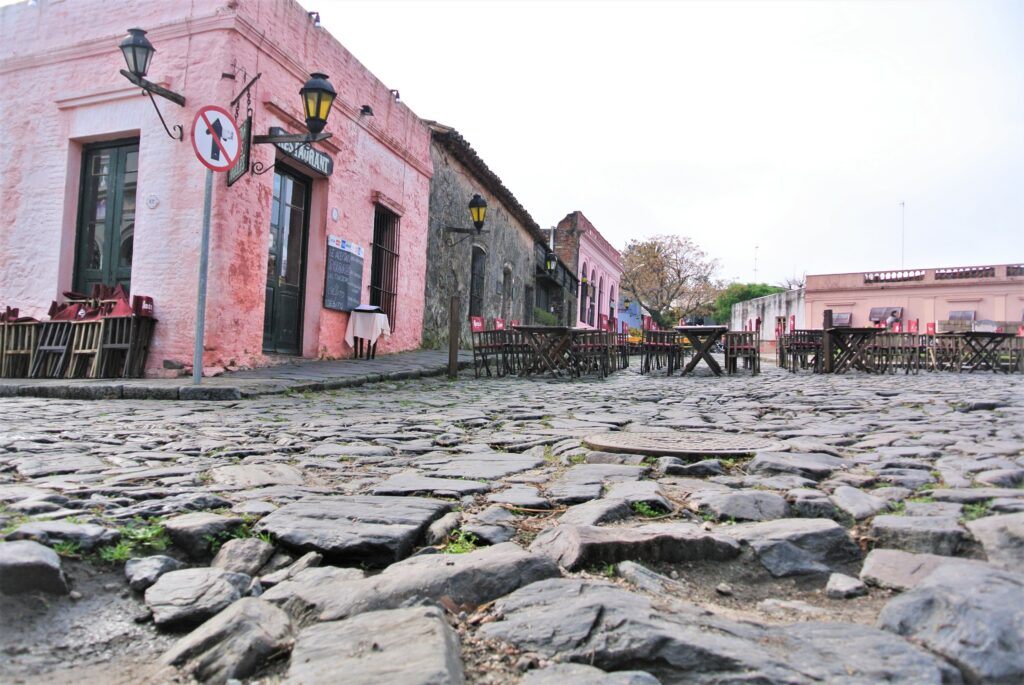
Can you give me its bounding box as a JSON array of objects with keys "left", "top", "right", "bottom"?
[
  {"left": 623, "top": 297, "right": 632, "bottom": 310},
  {"left": 468, "top": 194, "right": 487, "bottom": 232},
  {"left": 580, "top": 275, "right": 589, "bottom": 298},
  {"left": 546, "top": 252, "right": 557, "bottom": 272},
  {"left": 120, "top": 28, "right": 155, "bottom": 78},
  {"left": 300, "top": 73, "right": 337, "bottom": 135}
]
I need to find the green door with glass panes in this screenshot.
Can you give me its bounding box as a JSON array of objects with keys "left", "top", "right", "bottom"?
[{"left": 73, "top": 140, "right": 139, "bottom": 295}]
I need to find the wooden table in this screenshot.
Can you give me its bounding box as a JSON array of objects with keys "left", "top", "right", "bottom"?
[
  {"left": 828, "top": 327, "right": 880, "bottom": 373},
  {"left": 675, "top": 326, "right": 728, "bottom": 376},
  {"left": 957, "top": 331, "right": 1015, "bottom": 373},
  {"left": 513, "top": 325, "right": 580, "bottom": 377}
]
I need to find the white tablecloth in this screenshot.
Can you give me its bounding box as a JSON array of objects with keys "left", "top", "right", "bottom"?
[{"left": 345, "top": 311, "right": 391, "bottom": 347}]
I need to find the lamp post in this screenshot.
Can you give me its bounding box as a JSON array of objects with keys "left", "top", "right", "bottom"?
[
  {"left": 118, "top": 28, "right": 187, "bottom": 140},
  {"left": 448, "top": 196, "right": 489, "bottom": 379}
]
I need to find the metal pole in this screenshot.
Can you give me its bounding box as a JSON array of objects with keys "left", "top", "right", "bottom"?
[
  {"left": 447, "top": 295, "right": 460, "bottom": 379},
  {"left": 821, "top": 309, "right": 833, "bottom": 373},
  {"left": 193, "top": 168, "right": 214, "bottom": 385}
]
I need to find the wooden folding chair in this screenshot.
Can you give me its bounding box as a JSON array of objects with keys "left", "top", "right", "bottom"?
[
  {"left": 66, "top": 320, "right": 104, "bottom": 378},
  {"left": 30, "top": 321, "right": 74, "bottom": 378},
  {"left": 1, "top": 321, "right": 39, "bottom": 378}
]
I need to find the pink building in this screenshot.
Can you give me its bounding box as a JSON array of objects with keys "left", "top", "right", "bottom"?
[
  {"left": 553, "top": 211, "right": 622, "bottom": 330},
  {"left": 0, "top": 0, "right": 432, "bottom": 376},
  {"left": 804, "top": 263, "right": 1024, "bottom": 331}
]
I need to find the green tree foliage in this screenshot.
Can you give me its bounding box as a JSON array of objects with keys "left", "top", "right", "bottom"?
[{"left": 713, "top": 283, "right": 785, "bottom": 323}]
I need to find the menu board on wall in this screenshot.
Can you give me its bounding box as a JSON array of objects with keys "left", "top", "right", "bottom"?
[{"left": 323, "top": 236, "right": 364, "bottom": 312}]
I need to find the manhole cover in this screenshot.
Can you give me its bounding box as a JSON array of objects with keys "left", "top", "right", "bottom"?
[{"left": 583, "top": 431, "right": 784, "bottom": 457}]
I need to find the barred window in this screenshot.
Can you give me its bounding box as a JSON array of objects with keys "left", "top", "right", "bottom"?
[{"left": 369, "top": 205, "right": 400, "bottom": 329}]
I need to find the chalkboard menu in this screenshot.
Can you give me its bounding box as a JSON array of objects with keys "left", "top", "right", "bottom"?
[{"left": 324, "top": 236, "right": 364, "bottom": 312}]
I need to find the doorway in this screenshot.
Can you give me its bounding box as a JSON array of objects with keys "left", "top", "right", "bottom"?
[
  {"left": 73, "top": 140, "right": 139, "bottom": 295},
  {"left": 263, "top": 168, "right": 310, "bottom": 354}
]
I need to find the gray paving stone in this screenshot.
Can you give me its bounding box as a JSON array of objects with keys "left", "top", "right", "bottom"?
[
  {"left": 870, "top": 515, "right": 968, "bottom": 557},
  {"left": 0, "top": 540, "right": 68, "bottom": 594}
]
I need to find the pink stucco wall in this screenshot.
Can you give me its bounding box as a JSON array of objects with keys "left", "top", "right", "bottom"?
[
  {"left": 0, "top": 0, "right": 431, "bottom": 375},
  {"left": 572, "top": 214, "right": 622, "bottom": 330},
  {"left": 804, "top": 264, "right": 1024, "bottom": 329}
]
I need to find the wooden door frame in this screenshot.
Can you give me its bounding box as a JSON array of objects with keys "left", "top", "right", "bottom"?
[{"left": 263, "top": 163, "right": 312, "bottom": 354}]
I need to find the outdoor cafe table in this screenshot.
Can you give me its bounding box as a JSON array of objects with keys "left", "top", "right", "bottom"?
[
  {"left": 674, "top": 325, "right": 728, "bottom": 376},
  {"left": 513, "top": 325, "right": 581, "bottom": 377},
  {"left": 956, "top": 331, "right": 1015, "bottom": 373},
  {"left": 828, "top": 327, "right": 880, "bottom": 373}
]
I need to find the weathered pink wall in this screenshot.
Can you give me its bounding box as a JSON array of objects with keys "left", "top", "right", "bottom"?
[
  {"left": 0, "top": 0, "right": 431, "bottom": 375},
  {"left": 805, "top": 264, "right": 1024, "bottom": 328}
]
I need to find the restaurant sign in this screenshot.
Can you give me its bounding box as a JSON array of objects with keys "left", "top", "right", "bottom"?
[{"left": 268, "top": 127, "right": 333, "bottom": 176}]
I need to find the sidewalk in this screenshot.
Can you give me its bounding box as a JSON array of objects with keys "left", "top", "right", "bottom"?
[{"left": 0, "top": 349, "right": 473, "bottom": 401}]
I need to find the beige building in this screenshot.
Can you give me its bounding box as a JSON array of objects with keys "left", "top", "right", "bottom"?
[{"left": 804, "top": 263, "right": 1024, "bottom": 330}]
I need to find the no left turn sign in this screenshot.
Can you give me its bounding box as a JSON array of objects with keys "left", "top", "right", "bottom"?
[{"left": 191, "top": 105, "right": 240, "bottom": 172}]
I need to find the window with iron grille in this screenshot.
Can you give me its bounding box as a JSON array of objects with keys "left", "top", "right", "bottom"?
[{"left": 369, "top": 205, "right": 400, "bottom": 329}]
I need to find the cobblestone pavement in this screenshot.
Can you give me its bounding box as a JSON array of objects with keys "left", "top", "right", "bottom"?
[{"left": 1, "top": 362, "right": 1023, "bottom": 684}]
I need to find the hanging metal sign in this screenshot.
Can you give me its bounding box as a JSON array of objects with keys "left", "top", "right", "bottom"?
[
  {"left": 268, "top": 126, "right": 333, "bottom": 175},
  {"left": 227, "top": 115, "right": 252, "bottom": 186}
]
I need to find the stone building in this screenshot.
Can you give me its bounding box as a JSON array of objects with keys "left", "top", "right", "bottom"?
[
  {"left": 552, "top": 211, "right": 623, "bottom": 330},
  {"left": 0, "top": 0, "right": 432, "bottom": 376},
  {"left": 422, "top": 124, "right": 578, "bottom": 347},
  {"left": 731, "top": 289, "right": 805, "bottom": 352}
]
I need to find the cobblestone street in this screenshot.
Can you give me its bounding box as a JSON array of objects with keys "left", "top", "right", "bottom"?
[{"left": 2, "top": 363, "right": 1023, "bottom": 684}]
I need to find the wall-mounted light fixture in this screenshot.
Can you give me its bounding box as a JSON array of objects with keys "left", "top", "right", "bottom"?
[
  {"left": 252, "top": 72, "right": 336, "bottom": 146},
  {"left": 118, "top": 28, "right": 187, "bottom": 141},
  {"left": 446, "top": 194, "right": 488, "bottom": 238},
  {"left": 360, "top": 105, "right": 374, "bottom": 116},
  {"left": 546, "top": 252, "right": 557, "bottom": 272}
]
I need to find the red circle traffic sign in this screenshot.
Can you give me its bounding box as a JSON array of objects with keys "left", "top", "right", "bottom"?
[{"left": 190, "top": 105, "right": 241, "bottom": 172}]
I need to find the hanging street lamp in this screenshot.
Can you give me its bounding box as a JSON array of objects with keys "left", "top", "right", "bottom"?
[
  {"left": 580, "top": 275, "right": 589, "bottom": 299},
  {"left": 546, "top": 252, "right": 558, "bottom": 272},
  {"left": 623, "top": 297, "right": 632, "bottom": 310},
  {"left": 468, "top": 194, "right": 487, "bottom": 232},
  {"left": 117, "top": 28, "right": 187, "bottom": 140},
  {"left": 253, "top": 73, "right": 337, "bottom": 146}
]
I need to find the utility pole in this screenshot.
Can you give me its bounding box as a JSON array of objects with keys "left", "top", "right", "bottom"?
[{"left": 900, "top": 201, "right": 905, "bottom": 268}]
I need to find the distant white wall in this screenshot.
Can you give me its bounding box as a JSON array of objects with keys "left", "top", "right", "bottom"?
[{"left": 731, "top": 289, "right": 805, "bottom": 342}]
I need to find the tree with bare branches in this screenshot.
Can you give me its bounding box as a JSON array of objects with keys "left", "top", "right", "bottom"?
[{"left": 620, "top": 235, "right": 720, "bottom": 328}]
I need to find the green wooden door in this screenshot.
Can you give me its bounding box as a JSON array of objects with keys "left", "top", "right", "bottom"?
[
  {"left": 74, "top": 141, "right": 138, "bottom": 294},
  {"left": 263, "top": 169, "right": 309, "bottom": 354}
]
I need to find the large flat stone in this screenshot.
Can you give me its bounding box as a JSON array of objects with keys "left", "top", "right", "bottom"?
[
  {"left": 0, "top": 540, "right": 68, "bottom": 594},
  {"left": 5, "top": 520, "right": 119, "bottom": 551},
  {"left": 161, "top": 598, "right": 293, "bottom": 684},
  {"left": 208, "top": 464, "right": 304, "bottom": 488},
  {"left": 870, "top": 515, "right": 968, "bottom": 557},
  {"left": 965, "top": 512, "right": 1024, "bottom": 570},
  {"left": 165, "top": 512, "right": 244, "bottom": 558},
  {"left": 530, "top": 523, "right": 740, "bottom": 571},
  {"left": 284, "top": 606, "right": 463, "bottom": 685},
  {"left": 12, "top": 453, "right": 107, "bottom": 478},
  {"left": 370, "top": 473, "right": 490, "bottom": 497},
  {"left": 691, "top": 489, "right": 790, "bottom": 522},
  {"left": 879, "top": 564, "right": 1024, "bottom": 683},
  {"left": 547, "top": 465, "right": 647, "bottom": 505},
  {"left": 413, "top": 452, "right": 544, "bottom": 479},
  {"left": 747, "top": 452, "right": 849, "bottom": 481},
  {"left": 723, "top": 518, "right": 861, "bottom": 576},
  {"left": 267, "top": 542, "right": 559, "bottom": 624},
  {"left": 482, "top": 579, "right": 958, "bottom": 684},
  {"left": 255, "top": 496, "right": 451, "bottom": 566},
  {"left": 145, "top": 568, "right": 253, "bottom": 627},
  {"left": 829, "top": 486, "right": 888, "bottom": 521},
  {"left": 859, "top": 549, "right": 990, "bottom": 592},
  {"left": 520, "top": 664, "right": 659, "bottom": 685}
]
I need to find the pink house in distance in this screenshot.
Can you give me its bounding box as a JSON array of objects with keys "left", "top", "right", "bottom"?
[
  {"left": 554, "top": 211, "right": 622, "bottom": 331},
  {"left": 0, "top": 0, "right": 432, "bottom": 376}
]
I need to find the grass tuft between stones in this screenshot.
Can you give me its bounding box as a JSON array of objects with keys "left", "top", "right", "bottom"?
[{"left": 443, "top": 529, "right": 479, "bottom": 554}]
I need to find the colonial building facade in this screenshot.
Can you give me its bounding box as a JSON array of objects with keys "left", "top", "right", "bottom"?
[
  {"left": 422, "top": 124, "right": 577, "bottom": 347},
  {"left": 0, "top": 0, "right": 432, "bottom": 375}
]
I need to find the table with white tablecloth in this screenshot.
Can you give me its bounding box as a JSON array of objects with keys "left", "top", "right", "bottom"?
[{"left": 345, "top": 307, "right": 390, "bottom": 359}]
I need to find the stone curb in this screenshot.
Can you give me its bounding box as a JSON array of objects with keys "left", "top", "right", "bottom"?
[{"left": 0, "top": 360, "right": 470, "bottom": 402}]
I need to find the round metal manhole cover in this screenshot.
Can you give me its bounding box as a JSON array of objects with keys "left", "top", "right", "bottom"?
[{"left": 584, "top": 431, "right": 784, "bottom": 457}]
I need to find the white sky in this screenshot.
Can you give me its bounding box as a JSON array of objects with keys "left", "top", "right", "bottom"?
[{"left": 308, "top": 0, "right": 1023, "bottom": 285}]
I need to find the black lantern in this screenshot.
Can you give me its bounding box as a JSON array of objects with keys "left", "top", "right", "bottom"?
[
  {"left": 468, "top": 194, "right": 487, "bottom": 232},
  {"left": 120, "top": 28, "right": 155, "bottom": 79},
  {"left": 546, "top": 252, "right": 557, "bottom": 272},
  {"left": 623, "top": 297, "right": 632, "bottom": 310},
  {"left": 300, "top": 73, "right": 337, "bottom": 135},
  {"left": 580, "top": 275, "right": 589, "bottom": 298}
]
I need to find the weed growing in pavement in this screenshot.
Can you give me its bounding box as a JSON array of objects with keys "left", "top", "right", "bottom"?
[
  {"left": 542, "top": 445, "right": 557, "bottom": 463},
  {"left": 907, "top": 495, "right": 934, "bottom": 504},
  {"left": 52, "top": 541, "right": 82, "bottom": 558},
  {"left": 443, "top": 529, "right": 478, "bottom": 554},
  {"left": 887, "top": 501, "right": 907, "bottom": 515},
  {"left": 961, "top": 501, "right": 992, "bottom": 523},
  {"left": 0, "top": 512, "right": 30, "bottom": 536},
  {"left": 568, "top": 454, "right": 586, "bottom": 465},
  {"left": 99, "top": 540, "right": 135, "bottom": 563},
  {"left": 631, "top": 501, "right": 664, "bottom": 518}
]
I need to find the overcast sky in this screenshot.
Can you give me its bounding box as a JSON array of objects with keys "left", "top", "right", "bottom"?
[{"left": 327, "top": 2, "right": 1019, "bottom": 283}]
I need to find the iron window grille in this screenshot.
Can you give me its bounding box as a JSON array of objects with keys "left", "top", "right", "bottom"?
[{"left": 369, "top": 204, "right": 400, "bottom": 330}]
